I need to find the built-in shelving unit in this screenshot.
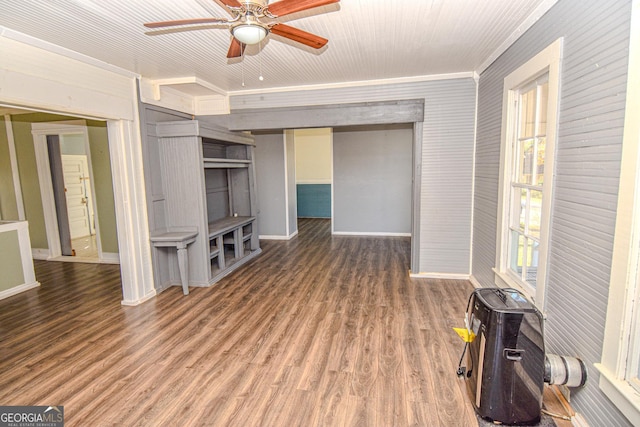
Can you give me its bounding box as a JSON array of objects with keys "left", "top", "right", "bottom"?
[{"left": 154, "top": 120, "right": 261, "bottom": 289}]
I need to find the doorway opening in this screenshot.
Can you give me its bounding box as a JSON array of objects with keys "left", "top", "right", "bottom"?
[
  {"left": 293, "top": 128, "right": 333, "bottom": 222},
  {"left": 31, "top": 119, "right": 117, "bottom": 263},
  {"left": 52, "top": 133, "right": 98, "bottom": 258},
  {"left": 292, "top": 124, "right": 414, "bottom": 237}
]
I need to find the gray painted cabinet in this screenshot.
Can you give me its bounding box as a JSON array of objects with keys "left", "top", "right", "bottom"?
[{"left": 155, "top": 120, "right": 261, "bottom": 288}]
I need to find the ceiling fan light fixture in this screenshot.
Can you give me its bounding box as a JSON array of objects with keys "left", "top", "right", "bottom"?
[
  {"left": 231, "top": 16, "right": 268, "bottom": 45},
  {"left": 145, "top": 0, "right": 338, "bottom": 59}
]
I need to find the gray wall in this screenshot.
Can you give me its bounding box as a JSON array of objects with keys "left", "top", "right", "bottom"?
[
  {"left": 230, "top": 78, "right": 476, "bottom": 275},
  {"left": 333, "top": 124, "right": 412, "bottom": 234},
  {"left": 254, "top": 131, "right": 289, "bottom": 238},
  {"left": 472, "top": 0, "right": 632, "bottom": 425}
]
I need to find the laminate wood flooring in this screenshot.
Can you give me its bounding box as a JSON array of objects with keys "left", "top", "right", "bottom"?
[{"left": 0, "top": 218, "right": 480, "bottom": 426}]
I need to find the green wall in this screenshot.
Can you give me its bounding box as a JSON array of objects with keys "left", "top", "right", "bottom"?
[
  {"left": 0, "top": 119, "right": 19, "bottom": 220},
  {"left": 10, "top": 114, "right": 49, "bottom": 248},
  {"left": 87, "top": 120, "right": 118, "bottom": 253},
  {"left": 0, "top": 230, "right": 25, "bottom": 290},
  {"left": 9, "top": 113, "right": 118, "bottom": 253}
]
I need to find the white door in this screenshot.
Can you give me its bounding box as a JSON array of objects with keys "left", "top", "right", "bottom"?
[{"left": 62, "top": 155, "right": 94, "bottom": 239}]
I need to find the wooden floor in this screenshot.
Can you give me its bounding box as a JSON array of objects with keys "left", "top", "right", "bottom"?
[{"left": 0, "top": 218, "right": 481, "bottom": 426}]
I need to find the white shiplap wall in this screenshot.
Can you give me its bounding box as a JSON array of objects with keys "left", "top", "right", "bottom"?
[
  {"left": 473, "top": 0, "right": 633, "bottom": 425},
  {"left": 230, "top": 77, "right": 477, "bottom": 275}
]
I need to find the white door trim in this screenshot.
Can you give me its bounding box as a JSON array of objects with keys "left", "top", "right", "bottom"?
[{"left": 31, "top": 120, "right": 106, "bottom": 260}]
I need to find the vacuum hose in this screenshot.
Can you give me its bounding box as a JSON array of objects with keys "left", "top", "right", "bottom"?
[{"left": 544, "top": 353, "right": 587, "bottom": 387}]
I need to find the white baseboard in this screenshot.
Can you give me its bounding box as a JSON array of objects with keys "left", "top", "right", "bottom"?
[
  {"left": 571, "top": 413, "right": 589, "bottom": 427},
  {"left": 121, "top": 288, "right": 157, "bottom": 306},
  {"left": 332, "top": 231, "right": 411, "bottom": 237},
  {"left": 260, "top": 231, "right": 298, "bottom": 240},
  {"left": 0, "top": 281, "right": 40, "bottom": 300},
  {"left": 409, "top": 272, "right": 471, "bottom": 280},
  {"left": 31, "top": 248, "right": 50, "bottom": 260},
  {"left": 469, "top": 274, "right": 483, "bottom": 289}
]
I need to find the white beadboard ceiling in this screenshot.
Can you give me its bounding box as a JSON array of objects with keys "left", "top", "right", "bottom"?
[{"left": 0, "top": 0, "right": 553, "bottom": 94}]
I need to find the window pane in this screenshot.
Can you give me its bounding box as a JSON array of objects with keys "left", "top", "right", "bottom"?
[
  {"left": 512, "top": 187, "right": 527, "bottom": 231},
  {"left": 517, "top": 139, "right": 535, "bottom": 184},
  {"left": 538, "top": 82, "right": 549, "bottom": 136},
  {"left": 520, "top": 87, "right": 537, "bottom": 138},
  {"left": 526, "top": 238, "right": 539, "bottom": 288},
  {"left": 536, "top": 137, "right": 546, "bottom": 186},
  {"left": 529, "top": 190, "right": 542, "bottom": 238},
  {"left": 509, "top": 231, "right": 525, "bottom": 276}
]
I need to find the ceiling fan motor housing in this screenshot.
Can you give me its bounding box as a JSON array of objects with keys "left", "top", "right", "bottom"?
[{"left": 233, "top": 1, "right": 273, "bottom": 19}]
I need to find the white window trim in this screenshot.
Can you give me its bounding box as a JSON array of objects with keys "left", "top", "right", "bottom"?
[
  {"left": 595, "top": 2, "right": 640, "bottom": 423},
  {"left": 494, "top": 38, "right": 563, "bottom": 312}
]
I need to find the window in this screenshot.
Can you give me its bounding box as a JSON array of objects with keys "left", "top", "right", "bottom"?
[
  {"left": 494, "top": 39, "right": 562, "bottom": 310},
  {"left": 508, "top": 78, "right": 548, "bottom": 288}
]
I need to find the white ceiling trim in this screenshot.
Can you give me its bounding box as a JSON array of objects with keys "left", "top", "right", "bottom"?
[
  {"left": 477, "top": 0, "right": 559, "bottom": 74},
  {"left": 228, "top": 71, "right": 477, "bottom": 97},
  {"left": 152, "top": 76, "right": 226, "bottom": 97},
  {"left": 138, "top": 77, "right": 230, "bottom": 115}
]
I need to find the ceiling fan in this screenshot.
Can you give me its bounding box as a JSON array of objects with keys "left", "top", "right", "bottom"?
[{"left": 144, "top": 0, "right": 340, "bottom": 59}]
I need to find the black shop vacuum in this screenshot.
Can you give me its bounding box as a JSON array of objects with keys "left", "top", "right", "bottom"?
[{"left": 454, "top": 288, "right": 587, "bottom": 425}]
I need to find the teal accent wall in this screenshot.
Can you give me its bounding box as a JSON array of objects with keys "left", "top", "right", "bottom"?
[{"left": 296, "top": 184, "right": 331, "bottom": 218}]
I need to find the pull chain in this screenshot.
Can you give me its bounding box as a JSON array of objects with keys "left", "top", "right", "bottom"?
[
  {"left": 259, "top": 39, "right": 264, "bottom": 81},
  {"left": 241, "top": 43, "right": 245, "bottom": 87}
]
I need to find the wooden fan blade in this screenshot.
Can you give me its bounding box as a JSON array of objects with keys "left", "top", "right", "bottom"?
[
  {"left": 144, "top": 17, "right": 227, "bottom": 28},
  {"left": 227, "top": 38, "right": 245, "bottom": 58},
  {"left": 268, "top": 0, "right": 339, "bottom": 17},
  {"left": 270, "top": 23, "right": 328, "bottom": 49}
]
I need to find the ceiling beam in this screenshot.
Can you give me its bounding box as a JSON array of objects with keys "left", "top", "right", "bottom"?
[{"left": 223, "top": 99, "right": 425, "bottom": 131}]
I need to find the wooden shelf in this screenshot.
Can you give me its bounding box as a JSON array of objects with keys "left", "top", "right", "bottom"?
[
  {"left": 203, "top": 158, "right": 250, "bottom": 169},
  {"left": 208, "top": 216, "right": 256, "bottom": 238}
]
